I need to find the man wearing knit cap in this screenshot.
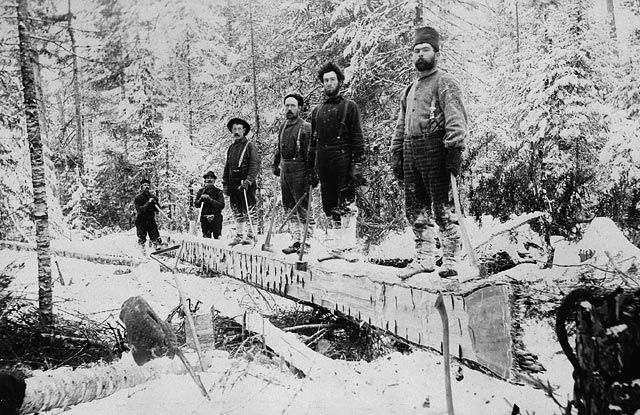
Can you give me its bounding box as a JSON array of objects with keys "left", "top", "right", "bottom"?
[
  {"left": 194, "top": 170, "right": 225, "bottom": 239},
  {"left": 391, "top": 26, "right": 467, "bottom": 278},
  {"left": 308, "top": 62, "right": 366, "bottom": 252},
  {"left": 273, "top": 93, "right": 316, "bottom": 254},
  {"left": 222, "top": 118, "right": 261, "bottom": 245}
]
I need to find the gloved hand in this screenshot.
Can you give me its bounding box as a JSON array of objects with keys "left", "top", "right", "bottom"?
[
  {"left": 238, "top": 180, "right": 251, "bottom": 191},
  {"left": 306, "top": 169, "right": 319, "bottom": 188},
  {"left": 446, "top": 148, "right": 463, "bottom": 177},
  {"left": 272, "top": 166, "right": 280, "bottom": 176},
  {"left": 223, "top": 185, "right": 229, "bottom": 195},
  {"left": 391, "top": 152, "right": 403, "bottom": 182},
  {"left": 201, "top": 194, "right": 211, "bottom": 201},
  {"left": 350, "top": 163, "right": 367, "bottom": 186}
]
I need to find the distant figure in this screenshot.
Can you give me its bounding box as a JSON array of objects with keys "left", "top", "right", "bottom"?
[
  {"left": 222, "top": 118, "right": 261, "bottom": 245},
  {"left": 194, "top": 171, "right": 224, "bottom": 239},
  {"left": 272, "top": 93, "right": 315, "bottom": 254},
  {"left": 391, "top": 27, "right": 467, "bottom": 279},
  {"left": 133, "top": 178, "right": 163, "bottom": 249},
  {"left": 308, "top": 61, "right": 366, "bottom": 252},
  {"left": 119, "top": 296, "right": 177, "bottom": 366}
]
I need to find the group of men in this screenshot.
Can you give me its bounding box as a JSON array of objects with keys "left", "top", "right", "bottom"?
[{"left": 134, "top": 26, "right": 467, "bottom": 278}]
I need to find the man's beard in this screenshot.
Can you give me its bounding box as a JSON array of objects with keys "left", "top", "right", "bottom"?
[
  {"left": 286, "top": 111, "right": 297, "bottom": 119},
  {"left": 415, "top": 56, "right": 435, "bottom": 71},
  {"left": 233, "top": 133, "right": 242, "bottom": 141},
  {"left": 324, "top": 85, "right": 340, "bottom": 97}
]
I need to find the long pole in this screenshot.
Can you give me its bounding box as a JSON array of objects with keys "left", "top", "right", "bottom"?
[{"left": 435, "top": 293, "right": 454, "bottom": 415}]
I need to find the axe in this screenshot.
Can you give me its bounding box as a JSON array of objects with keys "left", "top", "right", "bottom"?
[
  {"left": 262, "top": 198, "right": 279, "bottom": 252},
  {"left": 295, "top": 186, "right": 313, "bottom": 271},
  {"left": 450, "top": 174, "right": 487, "bottom": 278}
]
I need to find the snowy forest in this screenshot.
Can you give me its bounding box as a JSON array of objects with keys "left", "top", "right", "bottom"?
[
  {"left": 2, "top": 0, "right": 640, "bottom": 414},
  {"left": 1, "top": 0, "right": 639, "bottom": 244}
]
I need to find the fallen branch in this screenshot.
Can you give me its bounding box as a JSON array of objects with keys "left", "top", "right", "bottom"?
[
  {"left": 283, "top": 323, "right": 332, "bottom": 332},
  {"left": 473, "top": 212, "right": 547, "bottom": 251},
  {"left": 41, "top": 333, "right": 106, "bottom": 348}
]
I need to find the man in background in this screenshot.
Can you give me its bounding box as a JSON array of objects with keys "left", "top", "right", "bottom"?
[
  {"left": 194, "top": 170, "right": 224, "bottom": 239},
  {"left": 133, "top": 178, "right": 163, "bottom": 251}
]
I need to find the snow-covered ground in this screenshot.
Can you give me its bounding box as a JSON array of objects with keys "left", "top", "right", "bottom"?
[{"left": 4, "top": 217, "right": 637, "bottom": 414}]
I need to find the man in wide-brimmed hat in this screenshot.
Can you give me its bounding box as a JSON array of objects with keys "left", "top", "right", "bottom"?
[
  {"left": 194, "top": 170, "right": 224, "bottom": 239},
  {"left": 222, "top": 117, "right": 261, "bottom": 245},
  {"left": 391, "top": 26, "right": 468, "bottom": 279}
]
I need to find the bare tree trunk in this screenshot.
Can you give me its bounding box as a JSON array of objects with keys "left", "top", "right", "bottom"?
[
  {"left": 186, "top": 33, "right": 194, "bottom": 146},
  {"left": 17, "top": 0, "right": 53, "bottom": 327},
  {"left": 606, "top": 0, "right": 618, "bottom": 42},
  {"left": 413, "top": 0, "right": 423, "bottom": 27},
  {"left": 67, "top": 0, "right": 83, "bottom": 172},
  {"left": 515, "top": 0, "right": 520, "bottom": 53}
]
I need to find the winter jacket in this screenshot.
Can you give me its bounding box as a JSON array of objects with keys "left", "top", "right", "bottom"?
[
  {"left": 391, "top": 69, "right": 467, "bottom": 158},
  {"left": 222, "top": 137, "right": 261, "bottom": 188},
  {"left": 273, "top": 117, "right": 312, "bottom": 168},
  {"left": 134, "top": 190, "right": 160, "bottom": 223},
  {"left": 309, "top": 94, "right": 366, "bottom": 166},
  {"left": 194, "top": 185, "right": 225, "bottom": 216}
]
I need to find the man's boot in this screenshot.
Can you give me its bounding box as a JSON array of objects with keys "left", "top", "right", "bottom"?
[
  {"left": 438, "top": 222, "right": 460, "bottom": 278},
  {"left": 339, "top": 204, "right": 358, "bottom": 250},
  {"left": 398, "top": 219, "right": 436, "bottom": 280},
  {"left": 230, "top": 221, "right": 245, "bottom": 246}
]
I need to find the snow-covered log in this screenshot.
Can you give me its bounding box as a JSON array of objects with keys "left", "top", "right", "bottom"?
[
  {"left": 0, "top": 240, "right": 143, "bottom": 267},
  {"left": 19, "top": 354, "right": 194, "bottom": 414},
  {"left": 168, "top": 234, "right": 515, "bottom": 379}
]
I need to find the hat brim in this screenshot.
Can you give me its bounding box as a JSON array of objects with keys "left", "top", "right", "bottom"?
[{"left": 227, "top": 118, "right": 251, "bottom": 134}]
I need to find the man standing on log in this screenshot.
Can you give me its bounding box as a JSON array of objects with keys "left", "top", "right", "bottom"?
[
  {"left": 222, "top": 118, "right": 261, "bottom": 245},
  {"left": 308, "top": 62, "right": 366, "bottom": 252},
  {"left": 194, "top": 170, "right": 224, "bottom": 239},
  {"left": 134, "top": 178, "right": 164, "bottom": 252},
  {"left": 391, "top": 27, "right": 467, "bottom": 279},
  {"left": 273, "top": 93, "right": 316, "bottom": 254}
]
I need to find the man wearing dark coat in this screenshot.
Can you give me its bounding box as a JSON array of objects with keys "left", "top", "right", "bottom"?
[
  {"left": 391, "top": 27, "right": 467, "bottom": 278},
  {"left": 134, "top": 178, "right": 163, "bottom": 249},
  {"left": 308, "top": 62, "right": 366, "bottom": 251},
  {"left": 222, "top": 117, "right": 261, "bottom": 245},
  {"left": 273, "top": 93, "right": 315, "bottom": 254},
  {"left": 194, "top": 170, "right": 225, "bottom": 239}
]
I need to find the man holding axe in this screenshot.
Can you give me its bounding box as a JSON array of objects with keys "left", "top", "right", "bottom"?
[
  {"left": 222, "top": 117, "right": 261, "bottom": 245},
  {"left": 391, "top": 27, "right": 468, "bottom": 279},
  {"left": 272, "top": 93, "right": 316, "bottom": 254}
]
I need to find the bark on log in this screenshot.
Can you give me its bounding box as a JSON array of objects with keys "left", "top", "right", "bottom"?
[{"left": 20, "top": 355, "right": 192, "bottom": 414}]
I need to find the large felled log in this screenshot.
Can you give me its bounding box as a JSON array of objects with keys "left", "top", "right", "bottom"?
[
  {"left": 19, "top": 354, "right": 193, "bottom": 414},
  {"left": 168, "top": 234, "right": 514, "bottom": 379},
  {"left": 0, "top": 240, "right": 143, "bottom": 267}
]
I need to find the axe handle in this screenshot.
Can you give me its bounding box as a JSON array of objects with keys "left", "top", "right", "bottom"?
[
  {"left": 297, "top": 186, "right": 313, "bottom": 262},
  {"left": 277, "top": 191, "right": 309, "bottom": 233},
  {"left": 263, "top": 199, "right": 278, "bottom": 248},
  {"left": 435, "top": 293, "right": 454, "bottom": 415},
  {"left": 450, "top": 174, "right": 486, "bottom": 277}
]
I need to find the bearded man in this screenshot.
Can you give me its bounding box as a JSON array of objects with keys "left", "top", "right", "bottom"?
[
  {"left": 391, "top": 26, "right": 468, "bottom": 279},
  {"left": 308, "top": 62, "right": 366, "bottom": 252}
]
